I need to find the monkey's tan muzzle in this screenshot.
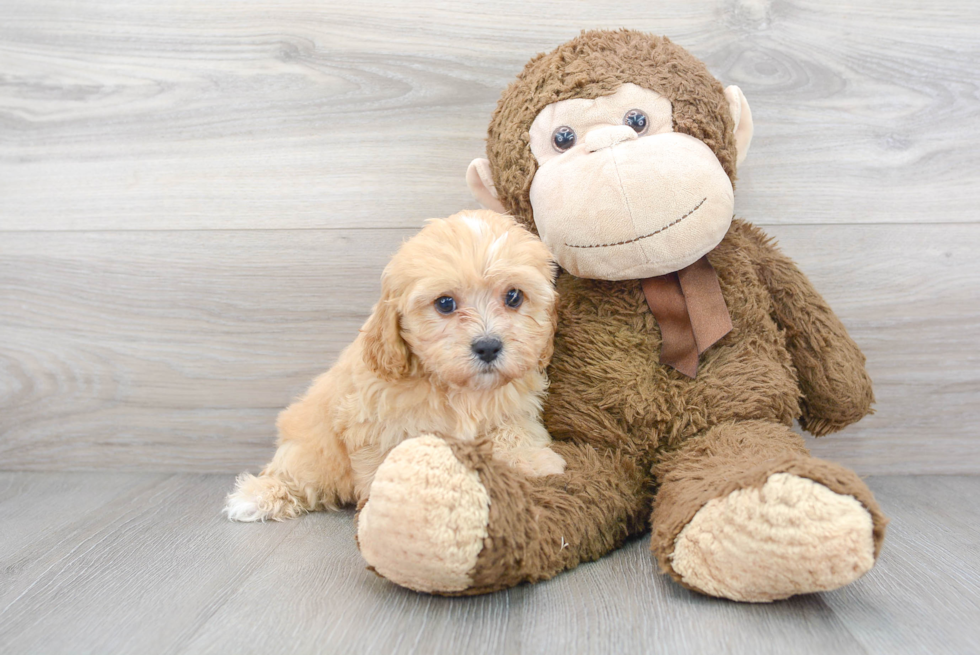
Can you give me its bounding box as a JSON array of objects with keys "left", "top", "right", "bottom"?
[{"left": 530, "top": 132, "right": 734, "bottom": 281}]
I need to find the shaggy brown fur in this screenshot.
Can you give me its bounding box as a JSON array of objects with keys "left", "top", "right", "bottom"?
[
  {"left": 364, "top": 30, "right": 886, "bottom": 598},
  {"left": 441, "top": 436, "right": 652, "bottom": 594},
  {"left": 427, "top": 217, "right": 884, "bottom": 593},
  {"left": 475, "top": 30, "right": 883, "bottom": 592}
]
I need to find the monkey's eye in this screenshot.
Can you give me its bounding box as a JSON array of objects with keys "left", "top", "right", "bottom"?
[
  {"left": 504, "top": 289, "right": 524, "bottom": 309},
  {"left": 434, "top": 296, "right": 457, "bottom": 315},
  {"left": 552, "top": 126, "right": 576, "bottom": 152},
  {"left": 624, "top": 109, "right": 648, "bottom": 134}
]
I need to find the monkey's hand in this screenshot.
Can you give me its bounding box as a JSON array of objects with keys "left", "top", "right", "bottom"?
[{"left": 734, "top": 221, "right": 874, "bottom": 435}]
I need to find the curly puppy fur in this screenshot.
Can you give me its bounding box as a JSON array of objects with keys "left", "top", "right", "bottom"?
[{"left": 226, "top": 210, "right": 564, "bottom": 522}]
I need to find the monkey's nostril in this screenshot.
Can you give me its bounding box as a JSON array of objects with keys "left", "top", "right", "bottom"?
[{"left": 471, "top": 337, "right": 504, "bottom": 364}]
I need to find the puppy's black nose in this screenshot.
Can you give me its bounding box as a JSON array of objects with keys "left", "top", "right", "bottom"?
[{"left": 472, "top": 337, "right": 503, "bottom": 364}]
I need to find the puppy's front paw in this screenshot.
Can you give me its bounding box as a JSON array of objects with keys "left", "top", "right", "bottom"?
[
  {"left": 513, "top": 446, "right": 566, "bottom": 477},
  {"left": 225, "top": 473, "right": 304, "bottom": 522}
]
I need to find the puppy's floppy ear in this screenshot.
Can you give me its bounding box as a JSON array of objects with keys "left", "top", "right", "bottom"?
[
  {"left": 361, "top": 283, "right": 412, "bottom": 381},
  {"left": 539, "top": 288, "right": 559, "bottom": 369}
]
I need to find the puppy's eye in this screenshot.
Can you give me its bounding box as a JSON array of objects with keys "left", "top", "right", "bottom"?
[
  {"left": 434, "top": 296, "right": 456, "bottom": 315},
  {"left": 552, "top": 126, "right": 576, "bottom": 152},
  {"left": 624, "top": 109, "right": 648, "bottom": 134},
  {"left": 504, "top": 289, "right": 524, "bottom": 309}
]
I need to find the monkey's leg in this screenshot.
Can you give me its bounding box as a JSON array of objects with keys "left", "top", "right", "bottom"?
[
  {"left": 356, "top": 434, "right": 651, "bottom": 595},
  {"left": 650, "top": 419, "right": 888, "bottom": 602}
]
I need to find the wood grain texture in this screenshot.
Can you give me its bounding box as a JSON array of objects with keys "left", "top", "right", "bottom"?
[
  {"left": 1, "top": 0, "right": 979, "bottom": 474},
  {"left": 823, "top": 476, "right": 980, "bottom": 654},
  {"left": 0, "top": 473, "right": 300, "bottom": 654},
  {"left": 1, "top": 223, "right": 978, "bottom": 474},
  {"left": 0, "top": 471, "right": 166, "bottom": 562},
  {"left": 1, "top": 0, "right": 978, "bottom": 230},
  {"left": 0, "top": 473, "right": 978, "bottom": 654}
]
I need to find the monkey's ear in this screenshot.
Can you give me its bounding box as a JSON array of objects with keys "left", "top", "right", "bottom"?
[
  {"left": 361, "top": 287, "right": 412, "bottom": 382},
  {"left": 466, "top": 158, "right": 508, "bottom": 214},
  {"left": 724, "top": 85, "right": 754, "bottom": 167}
]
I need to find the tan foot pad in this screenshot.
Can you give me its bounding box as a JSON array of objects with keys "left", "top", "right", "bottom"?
[
  {"left": 357, "top": 435, "right": 490, "bottom": 594},
  {"left": 671, "top": 472, "right": 876, "bottom": 602}
]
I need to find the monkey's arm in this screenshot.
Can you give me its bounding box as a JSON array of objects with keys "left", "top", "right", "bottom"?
[
  {"left": 357, "top": 436, "right": 651, "bottom": 594},
  {"left": 735, "top": 220, "right": 874, "bottom": 436}
]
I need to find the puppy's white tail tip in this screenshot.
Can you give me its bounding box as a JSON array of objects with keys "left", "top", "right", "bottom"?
[{"left": 224, "top": 473, "right": 271, "bottom": 522}]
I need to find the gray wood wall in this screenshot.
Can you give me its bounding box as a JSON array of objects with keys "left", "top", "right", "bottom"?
[{"left": 2, "top": 0, "right": 978, "bottom": 474}]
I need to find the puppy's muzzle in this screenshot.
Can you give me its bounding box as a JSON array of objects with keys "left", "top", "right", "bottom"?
[{"left": 471, "top": 337, "right": 503, "bottom": 364}]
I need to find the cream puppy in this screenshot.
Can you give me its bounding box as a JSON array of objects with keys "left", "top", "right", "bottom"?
[{"left": 226, "top": 210, "right": 565, "bottom": 522}]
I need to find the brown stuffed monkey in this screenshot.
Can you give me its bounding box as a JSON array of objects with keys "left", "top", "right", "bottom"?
[{"left": 356, "top": 29, "right": 887, "bottom": 602}]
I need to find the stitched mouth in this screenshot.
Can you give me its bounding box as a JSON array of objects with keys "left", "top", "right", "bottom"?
[{"left": 563, "top": 197, "right": 707, "bottom": 249}]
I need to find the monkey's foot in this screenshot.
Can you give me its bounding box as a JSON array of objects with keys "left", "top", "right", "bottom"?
[
  {"left": 357, "top": 435, "right": 491, "bottom": 594},
  {"left": 670, "top": 473, "right": 876, "bottom": 602}
]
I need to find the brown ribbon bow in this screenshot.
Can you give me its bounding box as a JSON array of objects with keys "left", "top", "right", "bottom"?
[{"left": 640, "top": 256, "right": 732, "bottom": 378}]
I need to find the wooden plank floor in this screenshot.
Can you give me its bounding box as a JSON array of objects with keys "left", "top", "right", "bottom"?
[{"left": 0, "top": 473, "right": 977, "bottom": 654}]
